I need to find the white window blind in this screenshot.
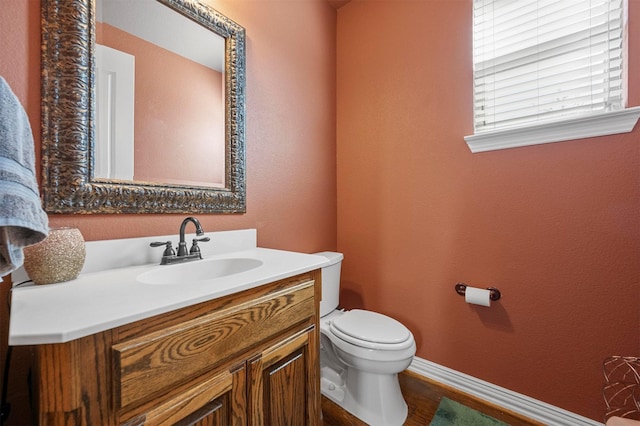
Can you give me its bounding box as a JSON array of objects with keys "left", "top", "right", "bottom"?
[{"left": 473, "top": 0, "right": 626, "bottom": 133}]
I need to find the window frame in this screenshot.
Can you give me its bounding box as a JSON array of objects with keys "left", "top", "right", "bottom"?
[
  {"left": 465, "top": 0, "right": 640, "bottom": 153},
  {"left": 465, "top": 106, "right": 640, "bottom": 153}
]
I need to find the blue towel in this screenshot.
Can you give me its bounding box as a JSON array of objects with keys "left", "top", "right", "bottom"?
[{"left": 0, "top": 76, "right": 48, "bottom": 277}]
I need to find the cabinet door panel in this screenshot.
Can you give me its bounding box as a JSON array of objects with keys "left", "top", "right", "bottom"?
[
  {"left": 249, "top": 327, "right": 320, "bottom": 426},
  {"left": 265, "top": 351, "right": 306, "bottom": 425}
]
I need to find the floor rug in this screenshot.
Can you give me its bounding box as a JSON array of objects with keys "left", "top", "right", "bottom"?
[{"left": 429, "top": 397, "right": 509, "bottom": 426}]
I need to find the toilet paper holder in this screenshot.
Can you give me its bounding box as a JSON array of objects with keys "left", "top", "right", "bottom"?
[{"left": 455, "top": 283, "right": 501, "bottom": 301}]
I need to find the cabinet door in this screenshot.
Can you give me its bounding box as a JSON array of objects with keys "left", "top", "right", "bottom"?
[
  {"left": 121, "top": 364, "right": 247, "bottom": 426},
  {"left": 248, "top": 327, "right": 320, "bottom": 426}
]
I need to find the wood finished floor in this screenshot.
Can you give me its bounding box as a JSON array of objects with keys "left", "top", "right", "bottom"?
[{"left": 321, "top": 370, "right": 545, "bottom": 426}]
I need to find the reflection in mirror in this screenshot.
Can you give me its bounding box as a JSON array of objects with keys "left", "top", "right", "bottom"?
[
  {"left": 95, "top": 0, "right": 225, "bottom": 187},
  {"left": 40, "top": 0, "right": 246, "bottom": 214}
]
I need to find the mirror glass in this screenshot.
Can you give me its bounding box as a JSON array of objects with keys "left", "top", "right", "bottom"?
[
  {"left": 95, "top": 0, "right": 225, "bottom": 187},
  {"left": 40, "top": 0, "right": 246, "bottom": 214}
]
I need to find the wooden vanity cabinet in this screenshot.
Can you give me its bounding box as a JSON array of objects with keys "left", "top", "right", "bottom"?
[{"left": 34, "top": 271, "right": 322, "bottom": 426}]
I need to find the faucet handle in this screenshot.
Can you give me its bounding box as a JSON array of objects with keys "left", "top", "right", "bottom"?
[
  {"left": 189, "top": 237, "right": 210, "bottom": 256},
  {"left": 150, "top": 241, "right": 175, "bottom": 257}
]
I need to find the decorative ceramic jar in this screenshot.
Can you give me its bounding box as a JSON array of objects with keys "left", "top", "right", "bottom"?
[{"left": 23, "top": 227, "right": 86, "bottom": 285}]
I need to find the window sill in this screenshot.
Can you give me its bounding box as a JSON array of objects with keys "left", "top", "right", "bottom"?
[{"left": 464, "top": 106, "right": 640, "bottom": 153}]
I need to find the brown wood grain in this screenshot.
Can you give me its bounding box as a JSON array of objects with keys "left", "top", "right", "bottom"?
[
  {"left": 37, "top": 331, "right": 118, "bottom": 425},
  {"left": 249, "top": 327, "right": 321, "bottom": 426},
  {"left": 117, "top": 273, "right": 316, "bottom": 340},
  {"left": 33, "top": 271, "right": 322, "bottom": 425},
  {"left": 142, "top": 369, "right": 231, "bottom": 425},
  {"left": 266, "top": 350, "right": 306, "bottom": 425},
  {"left": 321, "top": 369, "right": 545, "bottom": 426},
  {"left": 113, "top": 280, "right": 315, "bottom": 409}
]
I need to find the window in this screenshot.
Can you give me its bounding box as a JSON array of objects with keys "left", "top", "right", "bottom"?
[{"left": 465, "top": 0, "right": 640, "bottom": 153}]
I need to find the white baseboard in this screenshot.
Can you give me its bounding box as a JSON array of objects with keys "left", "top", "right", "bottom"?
[{"left": 408, "top": 357, "right": 603, "bottom": 426}]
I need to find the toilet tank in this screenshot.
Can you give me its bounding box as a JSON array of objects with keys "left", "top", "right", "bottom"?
[{"left": 314, "top": 251, "right": 344, "bottom": 317}]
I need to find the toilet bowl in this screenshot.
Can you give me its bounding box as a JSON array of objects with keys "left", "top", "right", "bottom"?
[{"left": 315, "top": 252, "right": 416, "bottom": 426}]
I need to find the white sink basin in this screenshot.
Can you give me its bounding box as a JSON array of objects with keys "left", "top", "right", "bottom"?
[{"left": 137, "top": 257, "right": 263, "bottom": 285}]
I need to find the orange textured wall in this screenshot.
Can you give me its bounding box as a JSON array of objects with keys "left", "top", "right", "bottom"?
[
  {"left": 0, "top": 1, "right": 336, "bottom": 423},
  {"left": 336, "top": 0, "right": 639, "bottom": 421}
]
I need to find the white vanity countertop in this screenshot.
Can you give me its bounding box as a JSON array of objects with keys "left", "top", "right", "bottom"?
[{"left": 9, "top": 230, "right": 329, "bottom": 345}]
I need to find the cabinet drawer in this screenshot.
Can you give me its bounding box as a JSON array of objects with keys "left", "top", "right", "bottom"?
[{"left": 113, "top": 279, "right": 315, "bottom": 410}]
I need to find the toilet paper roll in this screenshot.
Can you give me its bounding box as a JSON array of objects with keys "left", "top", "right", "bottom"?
[{"left": 465, "top": 286, "right": 491, "bottom": 307}]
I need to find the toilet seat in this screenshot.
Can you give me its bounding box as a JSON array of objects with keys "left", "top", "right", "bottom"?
[{"left": 329, "top": 310, "right": 413, "bottom": 351}]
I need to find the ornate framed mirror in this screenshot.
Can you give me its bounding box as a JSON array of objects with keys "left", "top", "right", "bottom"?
[{"left": 41, "top": 0, "right": 246, "bottom": 213}]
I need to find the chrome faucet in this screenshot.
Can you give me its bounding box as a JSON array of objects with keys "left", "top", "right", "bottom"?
[{"left": 150, "top": 217, "right": 210, "bottom": 265}]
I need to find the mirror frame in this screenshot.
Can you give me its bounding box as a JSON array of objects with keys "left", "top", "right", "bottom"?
[{"left": 41, "top": 0, "right": 246, "bottom": 214}]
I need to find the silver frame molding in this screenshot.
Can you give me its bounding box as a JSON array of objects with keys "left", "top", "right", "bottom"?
[{"left": 41, "top": 0, "right": 246, "bottom": 214}]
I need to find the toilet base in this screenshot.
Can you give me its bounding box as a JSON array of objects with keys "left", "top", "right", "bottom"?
[{"left": 320, "top": 367, "right": 408, "bottom": 426}]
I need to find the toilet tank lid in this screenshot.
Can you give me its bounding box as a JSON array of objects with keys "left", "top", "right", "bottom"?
[{"left": 314, "top": 251, "right": 343, "bottom": 266}]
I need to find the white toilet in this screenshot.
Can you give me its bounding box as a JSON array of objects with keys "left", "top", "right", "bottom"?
[{"left": 315, "top": 252, "right": 416, "bottom": 426}]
